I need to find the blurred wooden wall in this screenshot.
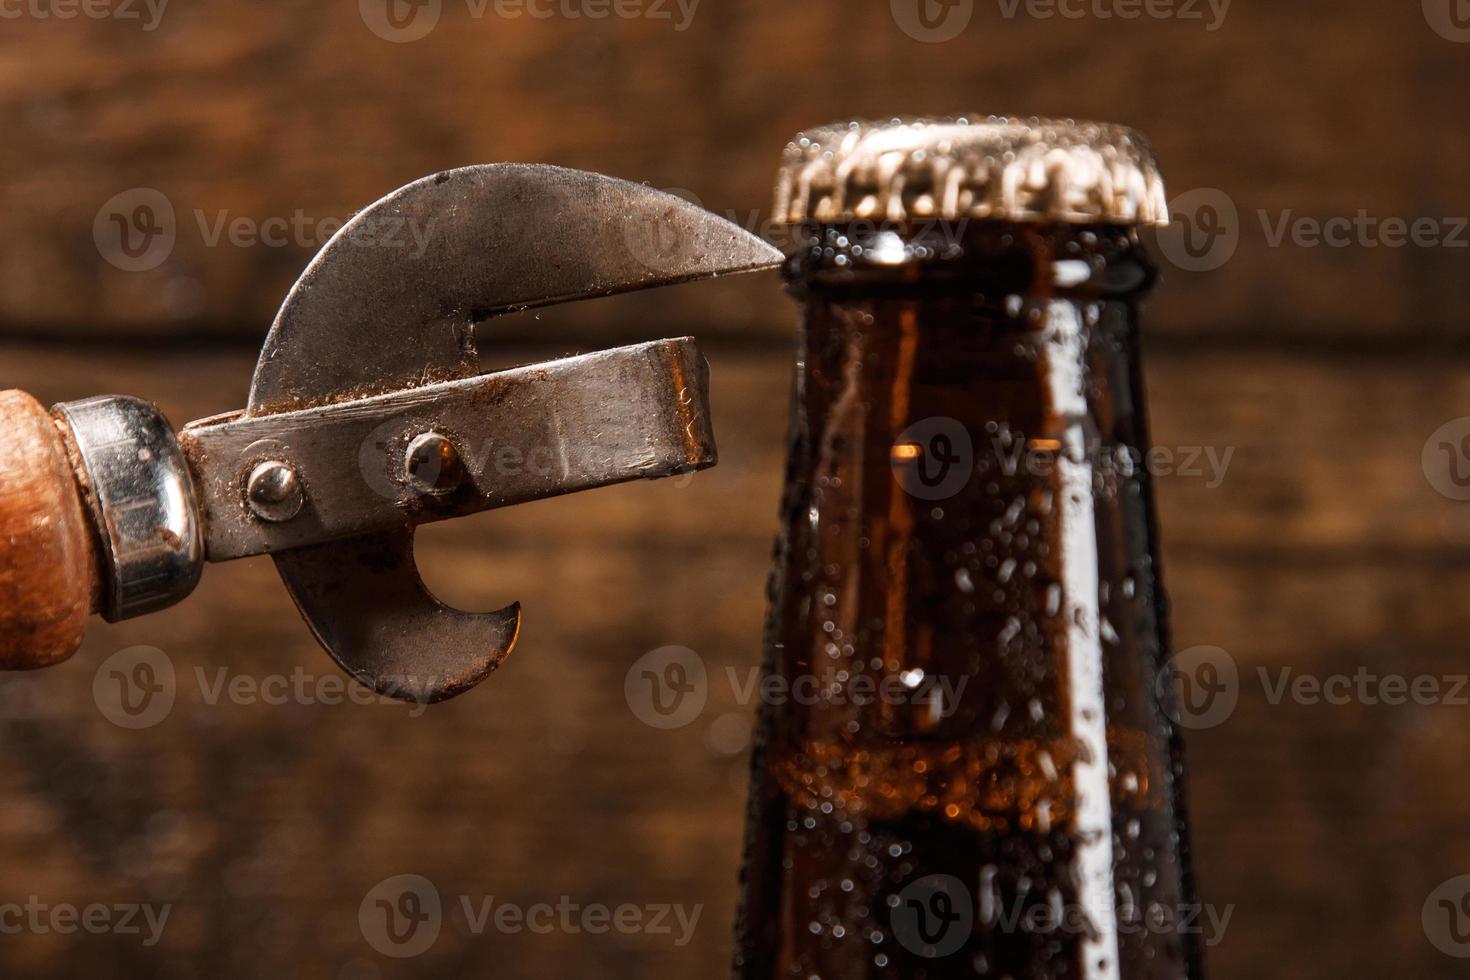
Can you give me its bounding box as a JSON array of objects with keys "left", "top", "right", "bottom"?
[
  {"left": 3, "top": 0, "right": 1469, "bottom": 344},
  {"left": 2, "top": 2, "right": 1470, "bottom": 978}
]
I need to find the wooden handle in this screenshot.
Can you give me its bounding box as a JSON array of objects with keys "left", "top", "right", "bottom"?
[{"left": 0, "top": 390, "right": 99, "bottom": 668}]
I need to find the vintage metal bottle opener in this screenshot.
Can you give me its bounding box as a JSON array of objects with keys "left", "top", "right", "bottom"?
[{"left": 0, "top": 164, "right": 781, "bottom": 703}]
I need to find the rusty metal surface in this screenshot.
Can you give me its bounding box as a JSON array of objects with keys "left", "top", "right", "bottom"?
[
  {"left": 271, "top": 529, "right": 522, "bottom": 704},
  {"left": 180, "top": 339, "right": 716, "bottom": 563},
  {"left": 238, "top": 164, "right": 780, "bottom": 703},
  {"left": 246, "top": 163, "right": 782, "bottom": 415}
]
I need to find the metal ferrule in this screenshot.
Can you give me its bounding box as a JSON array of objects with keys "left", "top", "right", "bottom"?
[{"left": 53, "top": 396, "right": 203, "bottom": 622}]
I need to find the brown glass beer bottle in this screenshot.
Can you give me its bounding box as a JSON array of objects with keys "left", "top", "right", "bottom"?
[{"left": 734, "top": 117, "right": 1205, "bottom": 980}]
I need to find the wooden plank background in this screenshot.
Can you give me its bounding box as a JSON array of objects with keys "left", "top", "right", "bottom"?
[
  {"left": 2, "top": 0, "right": 1469, "bottom": 344},
  {"left": 3, "top": 1, "right": 1470, "bottom": 977}
]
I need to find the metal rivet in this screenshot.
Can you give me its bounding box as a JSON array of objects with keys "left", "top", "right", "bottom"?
[
  {"left": 404, "top": 432, "right": 464, "bottom": 495},
  {"left": 246, "top": 460, "right": 304, "bottom": 522}
]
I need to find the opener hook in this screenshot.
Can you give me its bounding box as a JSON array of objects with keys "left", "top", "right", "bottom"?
[{"left": 241, "top": 164, "right": 780, "bottom": 702}]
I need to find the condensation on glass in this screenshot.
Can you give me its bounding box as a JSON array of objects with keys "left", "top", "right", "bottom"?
[{"left": 735, "top": 117, "right": 1205, "bottom": 980}]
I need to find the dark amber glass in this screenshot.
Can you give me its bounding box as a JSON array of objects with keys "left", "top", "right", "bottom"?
[{"left": 734, "top": 220, "right": 1203, "bottom": 980}]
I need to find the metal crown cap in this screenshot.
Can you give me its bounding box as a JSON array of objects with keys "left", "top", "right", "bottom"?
[{"left": 774, "top": 115, "right": 1169, "bottom": 228}]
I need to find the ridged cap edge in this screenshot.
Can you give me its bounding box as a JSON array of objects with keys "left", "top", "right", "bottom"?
[{"left": 774, "top": 115, "right": 1168, "bottom": 228}]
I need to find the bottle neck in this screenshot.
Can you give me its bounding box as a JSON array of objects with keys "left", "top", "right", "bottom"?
[
  {"left": 772, "top": 219, "right": 1161, "bottom": 739},
  {"left": 783, "top": 220, "right": 1155, "bottom": 304},
  {"left": 737, "top": 220, "right": 1197, "bottom": 980}
]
